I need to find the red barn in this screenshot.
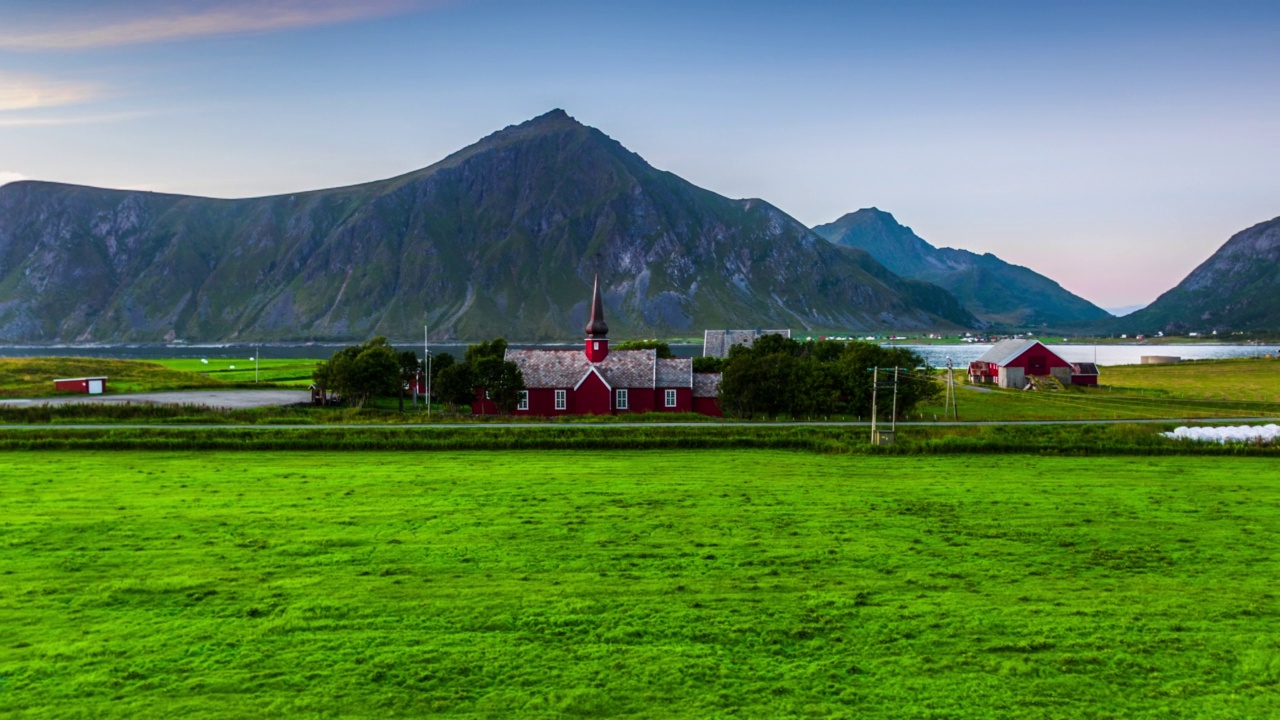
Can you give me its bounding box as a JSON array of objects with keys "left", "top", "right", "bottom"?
[
  {"left": 53, "top": 376, "right": 107, "bottom": 394},
  {"left": 968, "top": 339, "right": 1074, "bottom": 389},
  {"left": 472, "top": 275, "right": 722, "bottom": 417}
]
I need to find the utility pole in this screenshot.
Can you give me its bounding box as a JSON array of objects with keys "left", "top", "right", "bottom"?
[
  {"left": 430, "top": 324, "right": 435, "bottom": 417},
  {"left": 947, "top": 357, "right": 958, "bottom": 421},
  {"left": 870, "top": 366, "right": 878, "bottom": 437},
  {"left": 891, "top": 366, "right": 899, "bottom": 432}
]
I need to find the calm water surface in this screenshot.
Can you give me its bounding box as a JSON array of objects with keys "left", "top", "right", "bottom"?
[{"left": 0, "top": 342, "right": 1273, "bottom": 366}]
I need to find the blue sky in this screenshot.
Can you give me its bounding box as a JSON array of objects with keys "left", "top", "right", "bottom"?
[{"left": 1, "top": 0, "right": 1278, "bottom": 309}]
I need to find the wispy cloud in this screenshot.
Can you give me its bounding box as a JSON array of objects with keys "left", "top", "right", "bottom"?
[
  {"left": 0, "top": 72, "right": 101, "bottom": 111},
  {"left": 0, "top": 0, "right": 435, "bottom": 51},
  {"left": 0, "top": 111, "right": 149, "bottom": 128},
  {"left": 0, "top": 171, "right": 27, "bottom": 187}
]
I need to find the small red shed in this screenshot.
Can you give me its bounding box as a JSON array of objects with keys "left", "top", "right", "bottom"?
[{"left": 54, "top": 376, "right": 107, "bottom": 395}]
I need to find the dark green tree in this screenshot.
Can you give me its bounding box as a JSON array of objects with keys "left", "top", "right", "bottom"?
[
  {"left": 313, "top": 337, "right": 402, "bottom": 409},
  {"left": 472, "top": 356, "right": 526, "bottom": 415},
  {"left": 614, "top": 339, "right": 674, "bottom": 358},
  {"left": 692, "top": 356, "right": 726, "bottom": 373},
  {"left": 397, "top": 350, "right": 422, "bottom": 412},
  {"left": 465, "top": 338, "right": 508, "bottom": 364},
  {"left": 435, "top": 362, "right": 476, "bottom": 414}
]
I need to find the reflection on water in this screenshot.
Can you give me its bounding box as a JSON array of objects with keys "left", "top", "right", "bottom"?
[{"left": 0, "top": 342, "right": 1273, "bottom": 366}]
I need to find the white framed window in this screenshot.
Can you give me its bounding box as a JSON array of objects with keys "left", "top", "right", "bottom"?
[
  {"left": 665, "top": 389, "right": 677, "bottom": 408},
  {"left": 517, "top": 391, "right": 528, "bottom": 411},
  {"left": 484, "top": 390, "right": 490, "bottom": 400},
  {"left": 593, "top": 341, "right": 600, "bottom": 351},
  {"left": 555, "top": 389, "right": 567, "bottom": 410},
  {"left": 616, "top": 388, "right": 628, "bottom": 410}
]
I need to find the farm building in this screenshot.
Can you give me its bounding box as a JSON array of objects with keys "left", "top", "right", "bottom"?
[
  {"left": 1070, "top": 362, "right": 1100, "bottom": 386},
  {"left": 702, "top": 329, "right": 790, "bottom": 358},
  {"left": 967, "top": 339, "right": 1085, "bottom": 389},
  {"left": 53, "top": 376, "right": 107, "bottom": 394},
  {"left": 473, "top": 276, "right": 723, "bottom": 417}
]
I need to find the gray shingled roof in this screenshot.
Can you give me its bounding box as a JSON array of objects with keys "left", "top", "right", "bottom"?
[
  {"left": 505, "top": 348, "right": 659, "bottom": 390},
  {"left": 974, "top": 339, "right": 1043, "bottom": 366},
  {"left": 702, "top": 329, "right": 791, "bottom": 358},
  {"left": 596, "top": 350, "right": 658, "bottom": 389},
  {"left": 505, "top": 349, "right": 591, "bottom": 388},
  {"left": 692, "top": 372, "right": 721, "bottom": 398},
  {"left": 656, "top": 358, "right": 692, "bottom": 388}
]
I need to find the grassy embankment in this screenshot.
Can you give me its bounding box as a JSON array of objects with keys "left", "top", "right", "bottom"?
[
  {"left": 1, "top": 451, "right": 1277, "bottom": 718},
  {"left": 0, "top": 357, "right": 319, "bottom": 398}
]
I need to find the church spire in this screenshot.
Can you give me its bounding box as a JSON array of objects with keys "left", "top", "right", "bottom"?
[
  {"left": 585, "top": 273, "right": 608, "bottom": 338},
  {"left": 584, "top": 274, "right": 609, "bottom": 362}
]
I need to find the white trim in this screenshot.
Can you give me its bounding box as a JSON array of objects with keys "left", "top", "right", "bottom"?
[
  {"left": 517, "top": 390, "right": 528, "bottom": 411},
  {"left": 665, "top": 388, "right": 677, "bottom": 407},
  {"left": 555, "top": 389, "right": 567, "bottom": 410},
  {"left": 573, "top": 366, "right": 612, "bottom": 392},
  {"left": 616, "top": 388, "right": 628, "bottom": 410}
]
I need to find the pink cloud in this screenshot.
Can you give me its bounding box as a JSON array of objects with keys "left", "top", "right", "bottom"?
[{"left": 0, "top": 0, "right": 441, "bottom": 51}]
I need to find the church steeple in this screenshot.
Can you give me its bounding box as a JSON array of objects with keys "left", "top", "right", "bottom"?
[{"left": 584, "top": 274, "right": 609, "bottom": 362}]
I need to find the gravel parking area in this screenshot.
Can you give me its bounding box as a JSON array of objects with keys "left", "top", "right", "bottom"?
[{"left": 0, "top": 390, "right": 310, "bottom": 409}]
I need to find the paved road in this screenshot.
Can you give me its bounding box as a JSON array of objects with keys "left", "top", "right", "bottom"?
[
  {"left": 0, "top": 389, "right": 310, "bottom": 409},
  {"left": 0, "top": 418, "right": 1276, "bottom": 431}
]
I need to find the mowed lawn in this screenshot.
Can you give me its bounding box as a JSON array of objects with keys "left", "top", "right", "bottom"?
[
  {"left": 1, "top": 452, "right": 1278, "bottom": 719},
  {"left": 151, "top": 359, "right": 322, "bottom": 387}
]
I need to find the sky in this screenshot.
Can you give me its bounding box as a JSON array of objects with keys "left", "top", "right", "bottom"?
[{"left": 1, "top": 1, "right": 1278, "bottom": 310}]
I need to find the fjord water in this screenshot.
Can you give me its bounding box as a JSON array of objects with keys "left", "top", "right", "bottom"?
[
  {"left": 0, "top": 343, "right": 1273, "bottom": 365},
  {"left": 902, "top": 343, "right": 1276, "bottom": 367}
]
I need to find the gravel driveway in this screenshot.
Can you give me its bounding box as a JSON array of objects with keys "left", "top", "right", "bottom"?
[{"left": 0, "top": 390, "right": 311, "bottom": 409}]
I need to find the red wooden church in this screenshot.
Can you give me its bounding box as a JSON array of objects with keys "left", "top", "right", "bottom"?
[{"left": 473, "top": 276, "right": 722, "bottom": 416}]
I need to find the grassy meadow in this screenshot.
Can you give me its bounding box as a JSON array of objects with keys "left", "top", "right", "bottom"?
[
  {"left": 0, "top": 358, "right": 226, "bottom": 398},
  {"left": 151, "top": 358, "right": 320, "bottom": 387},
  {"left": 918, "top": 358, "right": 1280, "bottom": 422},
  {"left": 2, "top": 450, "right": 1278, "bottom": 718}
]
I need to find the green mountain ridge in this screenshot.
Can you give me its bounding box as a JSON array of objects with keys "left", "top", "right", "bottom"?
[
  {"left": 812, "top": 208, "right": 1111, "bottom": 328},
  {"left": 0, "top": 110, "right": 975, "bottom": 343},
  {"left": 1117, "top": 215, "right": 1280, "bottom": 333}
]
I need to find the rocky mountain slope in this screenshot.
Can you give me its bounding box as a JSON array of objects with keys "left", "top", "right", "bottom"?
[
  {"left": 1119, "top": 216, "right": 1280, "bottom": 333},
  {"left": 0, "top": 110, "right": 975, "bottom": 343},
  {"left": 813, "top": 209, "right": 1111, "bottom": 328}
]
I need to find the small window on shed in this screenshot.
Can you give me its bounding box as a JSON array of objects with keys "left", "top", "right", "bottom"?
[
  {"left": 665, "top": 389, "right": 677, "bottom": 407},
  {"left": 517, "top": 391, "right": 529, "bottom": 411},
  {"left": 616, "top": 388, "right": 628, "bottom": 410},
  {"left": 555, "top": 389, "right": 567, "bottom": 410}
]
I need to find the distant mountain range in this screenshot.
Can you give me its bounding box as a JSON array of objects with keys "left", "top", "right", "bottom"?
[
  {"left": 812, "top": 209, "right": 1111, "bottom": 328},
  {"left": 0, "top": 110, "right": 975, "bottom": 343},
  {"left": 1117, "top": 215, "right": 1280, "bottom": 334}
]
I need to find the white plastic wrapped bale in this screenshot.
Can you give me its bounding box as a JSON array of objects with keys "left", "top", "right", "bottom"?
[{"left": 1162, "top": 424, "right": 1280, "bottom": 444}]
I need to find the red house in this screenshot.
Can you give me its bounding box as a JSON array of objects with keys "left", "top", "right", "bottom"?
[
  {"left": 967, "top": 339, "right": 1077, "bottom": 389},
  {"left": 473, "top": 275, "right": 723, "bottom": 417}
]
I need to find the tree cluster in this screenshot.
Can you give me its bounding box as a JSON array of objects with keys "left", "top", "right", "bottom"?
[
  {"left": 718, "top": 335, "right": 940, "bottom": 420},
  {"left": 432, "top": 338, "right": 526, "bottom": 414},
  {"left": 312, "top": 337, "right": 418, "bottom": 409},
  {"left": 614, "top": 339, "right": 674, "bottom": 358}
]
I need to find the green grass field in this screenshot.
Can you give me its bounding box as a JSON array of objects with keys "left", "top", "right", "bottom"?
[
  {"left": 0, "top": 358, "right": 226, "bottom": 398},
  {"left": 151, "top": 358, "right": 321, "bottom": 387},
  {"left": 916, "top": 359, "right": 1280, "bottom": 422},
  {"left": 1103, "top": 358, "right": 1280, "bottom": 401},
  {"left": 2, "top": 451, "right": 1277, "bottom": 718}
]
